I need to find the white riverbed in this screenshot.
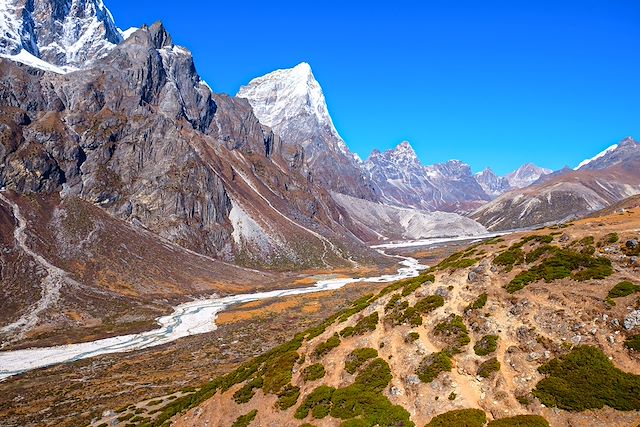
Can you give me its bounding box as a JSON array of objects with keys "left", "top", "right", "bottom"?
[{"left": 0, "top": 251, "right": 431, "bottom": 380}]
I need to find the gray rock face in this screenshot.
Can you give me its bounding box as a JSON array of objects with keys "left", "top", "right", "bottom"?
[
  {"left": 0, "top": 23, "right": 382, "bottom": 268},
  {"left": 624, "top": 310, "right": 640, "bottom": 330},
  {"left": 364, "top": 141, "right": 490, "bottom": 212},
  {"left": 475, "top": 167, "right": 511, "bottom": 197},
  {"left": 0, "top": 0, "right": 123, "bottom": 68}
]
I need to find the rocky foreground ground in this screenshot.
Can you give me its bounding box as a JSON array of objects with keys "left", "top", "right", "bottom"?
[{"left": 119, "top": 206, "right": 640, "bottom": 427}]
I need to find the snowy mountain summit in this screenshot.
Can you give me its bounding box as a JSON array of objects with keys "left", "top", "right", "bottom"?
[
  {"left": 0, "top": 0, "right": 125, "bottom": 71},
  {"left": 505, "top": 163, "right": 552, "bottom": 189},
  {"left": 238, "top": 62, "right": 350, "bottom": 157},
  {"left": 238, "top": 62, "right": 378, "bottom": 200}
]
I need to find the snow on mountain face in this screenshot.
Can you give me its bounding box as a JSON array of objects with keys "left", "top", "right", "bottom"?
[
  {"left": 0, "top": 0, "right": 123, "bottom": 71},
  {"left": 506, "top": 163, "right": 552, "bottom": 189},
  {"left": 575, "top": 137, "right": 640, "bottom": 171},
  {"left": 237, "top": 62, "right": 349, "bottom": 157},
  {"left": 364, "top": 141, "right": 490, "bottom": 212},
  {"left": 237, "top": 62, "right": 378, "bottom": 201},
  {"left": 475, "top": 167, "right": 511, "bottom": 197}
]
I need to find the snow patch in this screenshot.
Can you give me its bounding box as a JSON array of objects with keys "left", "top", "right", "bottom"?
[{"left": 575, "top": 144, "right": 619, "bottom": 170}]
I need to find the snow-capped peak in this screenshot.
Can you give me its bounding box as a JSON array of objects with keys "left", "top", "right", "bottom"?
[
  {"left": 0, "top": 0, "right": 123, "bottom": 72},
  {"left": 574, "top": 144, "right": 619, "bottom": 170},
  {"left": 506, "top": 163, "right": 552, "bottom": 189},
  {"left": 237, "top": 62, "right": 350, "bottom": 156}
]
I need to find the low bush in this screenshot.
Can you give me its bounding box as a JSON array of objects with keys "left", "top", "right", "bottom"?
[
  {"left": 608, "top": 281, "right": 640, "bottom": 299},
  {"left": 465, "top": 293, "right": 487, "bottom": 312},
  {"left": 477, "top": 357, "right": 500, "bottom": 378},
  {"left": 276, "top": 384, "right": 300, "bottom": 410},
  {"left": 263, "top": 351, "right": 299, "bottom": 394},
  {"left": 437, "top": 251, "right": 479, "bottom": 271},
  {"left": 533, "top": 345, "right": 640, "bottom": 410},
  {"left": 302, "top": 363, "right": 325, "bottom": 382},
  {"left": 493, "top": 247, "right": 524, "bottom": 270},
  {"left": 433, "top": 314, "right": 470, "bottom": 351},
  {"left": 314, "top": 334, "right": 341, "bottom": 358},
  {"left": 233, "top": 377, "right": 263, "bottom": 403},
  {"left": 505, "top": 248, "right": 613, "bottom": 293},
  {"left": 474, "top": 334, "right": 499, "bottom": 356},
  {"left": 425, "top": 408, "right": 486, "bottom": 427},
  {"left": 416, "top": 351, "right": 452, "bottom": 383},
  {"left": 414, "top": 295, "right": 445, "bottom": 313},
  {"left": 345, "top": 348, "right": 378, "bottom": 374},
  {"left": 603, "top": 233, "right": 620, "bottom": 244},
  {"left": 341, "top": 312, "right": 379, "bottom": 337},
  {"left": 487, "top": 415, "right": 550, "bottom": 427},
  {"left": 295, "top": 385, "right": 336, "bottom": 420},
  {"left": 296, "top": 358, "right": 413, "bottom": 426},
  {"left": 231, "top": 409, "right": 257, "bottom": 427},
  {"left": 624, "top": 335, "right": 640, "bottom": 351},
  {"left": 405, "top": 332, "right": 420, "bottom": 343}
]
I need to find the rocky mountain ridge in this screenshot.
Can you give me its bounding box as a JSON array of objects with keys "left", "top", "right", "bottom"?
[
  {"left": 0, "top": 0, "right": 126, "bottom": 71},
  {"left": 473, "top": 138, "right": 640, "bottom": 230}
]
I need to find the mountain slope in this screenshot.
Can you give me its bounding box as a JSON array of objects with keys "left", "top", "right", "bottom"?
[
  {"left": 364, "top": 141, "right": 491, "bottom": 212},
  {"left": 237, "top": 63, "right": 378, "bottom": 201},
  {"left": 331, "top": 192, "right": 488, "bottom": 242},
  {"left": 473, "top": 138, "right": 640, "bottom": 230},
  {"left": 135, "top": 212, "right": 640, "bottom": 427},
  {"left": 0, "top": 23, "right": 394, "bottom": 270}
]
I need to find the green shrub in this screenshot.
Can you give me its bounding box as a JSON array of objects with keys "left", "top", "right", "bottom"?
[
  {"left": 533, "top": 346, "right": 640, "bottom": 410},
  {"left": 405, "top": 332, "right": 420, "bottom": 343},
  {"left": 465, "top": 293, "right": 487, "bottom": 312},
  {"left": 425, "top": 408, "right": 486, "bottom": 427},
  {"left": 263, "top": 351, "right": 299, "bottom": 394},
  {"left": 437, "top": 251, "right": 479, "bottom": 271},
  {"left": 233, "top": 377, "right": 263, "bottom": 403},
  {"left": 353, "top": 358, "right": 392, "bottom": 393},
  {"left": 295, "top": 386, "right": 336, "bottom": 420},
  {"left": 417, "top": 351, "right": 452, "bottom": 383},
  {"left": 296, "top": 358, "right": 413, "bottom": 426},
  {"left": 384, "top": 294, "right": 403, "bottom": 312},
  {"left": 342, "top": 312, "right": 379, "bottom": 337},
  {"left": 493, "top": 247, "right": 524, "bottom": 270},
  {"left": 433, "top": 314, "right": 470, "bottom": 350},
  {"left": 505, "top": 248, "right": 613, "bottom": 293},
  {"left": 302, "top": 363, "right": 325, "bottom": 382},
  {"left": 474, "top": 335, "right": 499, "bottom": 356},
  {"left": 276, "top": 384, "right": 300, "bottom": 410},
  {"left": 345, "top": 348, "right": 378, "bottom": 374},
  {"left": 232, "top": 409, "right": 257, "bottom": 427},
  {"left": 314, "top": 334, "right": 341, "bottom": 358},
  {"left": 525, "top": 245, "right": 554, "bottom": 263},
  {"left": 477, "top": 357, "right": 500, "bottom": 378},
  {"left": 624, "top": 335, "right": 640, "bottom": 351},
  {"left": 414, "top": 295, "right": 445, "bottom": 313},
  {"left": 608, "top": 281, "right": 640, "bottom": 299},
  {"left": 487, "top": 415, "right": 550, "bottom": 427},
  {"left": 603, "top": 233, "right": 619, "bottom": 244}
]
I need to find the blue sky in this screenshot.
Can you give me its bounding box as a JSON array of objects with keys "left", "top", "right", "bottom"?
[{"left": 107, "top": 0, "right": 640, "bottom": 175}]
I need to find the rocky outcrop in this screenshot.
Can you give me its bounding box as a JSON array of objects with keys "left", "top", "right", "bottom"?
[
  {"left": 364, "top": 141, "right": 490, "bottom": 212},
  {"left": 0, "top": 23, "right": 384, "bottom": 269}
]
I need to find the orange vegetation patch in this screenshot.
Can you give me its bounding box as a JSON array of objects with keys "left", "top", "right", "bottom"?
[{"left": 216, "top": 291, "right": 337, "bottom": 325}]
